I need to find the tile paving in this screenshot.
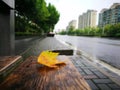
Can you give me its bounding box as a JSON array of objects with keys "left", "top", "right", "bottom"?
[{"left": 69, "top": 55, "right": 120, "bottom": 90}]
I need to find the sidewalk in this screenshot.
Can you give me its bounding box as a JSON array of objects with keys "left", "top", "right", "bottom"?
[
  {"left": 70, "top": 55, "right": 120, "bottom": 90},
  {"left": 1, "top": 37, "right": 120, "bottom": 90},
  {"left": 31, "top": 37, "right": 73, "bottom": 55}
]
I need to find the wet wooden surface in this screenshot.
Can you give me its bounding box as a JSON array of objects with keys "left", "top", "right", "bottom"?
[
  {"left": 0, "top": 56, "right": 91, "bottom": 90},
  {"left": 0, "top": 56, "right": 21, "bottom": 71}
]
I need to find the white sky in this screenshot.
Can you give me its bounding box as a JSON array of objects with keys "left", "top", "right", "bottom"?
[{"left": 46, "top": 0, "right": 120, "bottom": 31}]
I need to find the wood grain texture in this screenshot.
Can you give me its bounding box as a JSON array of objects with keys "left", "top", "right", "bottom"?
[
  {"left": 0, "top": 56, "right": 91, "bottom": 90},
  {"left": 0, "top": 56, "right": 20, "bottom": 71}
]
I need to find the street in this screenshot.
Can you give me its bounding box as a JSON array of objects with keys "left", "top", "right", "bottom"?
[{"left": 55, "top": 35, "right": 120, "bottom": 69}]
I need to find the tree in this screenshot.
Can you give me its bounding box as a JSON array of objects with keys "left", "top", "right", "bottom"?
[
  {"left": 16, "top": 0, "right": 37, "bottom": 20},
  {"left": 15, "top": 0, "right": 60, "bottom": 35},
  {"left": 34, "top": 0, "right": 50, "bottom": 24},
  {"left": 15, "top": 0, "right": 38, "bottom": 34},
  {"left": 47, "top": 3, "right": 60, "bottom": 32}
]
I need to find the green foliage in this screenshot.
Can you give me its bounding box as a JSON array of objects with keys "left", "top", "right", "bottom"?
[
  {"left": 59, "top": 23, "right": 120, "bottom": 38},
  {"left": 15, "top": 15, "right": 26, "bottom": 32},
  {"left": 16, "top": 0, "right": 37, "bottom": 19},
  {"left": 103, "top": 23, "right": 120, "bottom": 37},
  {"left": 47, "top": 3, "right": 60, "bottom": 32},
  {"left": 59, "top": 31, "right": 67, "bottom": 35},
  {"left": 15, "top": 0, "right": 60, "bottom": 36},
  {"left": 35, "top": 0, "right": 50, "bottom": 23}
]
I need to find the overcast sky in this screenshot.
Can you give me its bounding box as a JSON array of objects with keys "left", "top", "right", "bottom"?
[{"left": 46, "top": 0, "right": 120, "bottom": 31}]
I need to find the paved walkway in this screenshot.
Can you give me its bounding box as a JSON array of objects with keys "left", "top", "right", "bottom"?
[
  {"left": 19, "top": 37, "right": 73, "bottom": 58},
  {"left": 70, "top": 55, "right": 120, "bottom": 90},
  {"left": 3, "top": 37, "right": 120, "bottom": 90},
  {"left": 15, "top": 36, "right": 42, "bottom": 55}
]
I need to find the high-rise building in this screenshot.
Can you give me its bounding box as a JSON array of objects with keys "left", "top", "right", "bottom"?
[
  {"left": 78, "top": 15, "right": 84, "bottom": 29},
  {"left": 98, "top": 9, "right": 108, "bottom": 27},
  {"left": 67, "top": 20, "right": 77, "bottom": 30},
  {"left": 98, "top": 3, "right": 120, "bottom": 27},
  {"left": 78, "top": 10, "right": 97, "bottom": 29}
]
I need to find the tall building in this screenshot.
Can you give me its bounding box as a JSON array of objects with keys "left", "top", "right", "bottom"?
[
  {"left": 78, "top": 15, "right": 84, "bottom": 29},
  {"left": 67, "top": 20, "right": 77, "bottom": 30},
  {"left": 98, "top": 3, "right": 120, "bottom": 27},
  {"left": 78, "top": 10, "right": 97, "bottom": 29},
  {"left": 98, "top": 9, "right": 108, "bottom": 27}
]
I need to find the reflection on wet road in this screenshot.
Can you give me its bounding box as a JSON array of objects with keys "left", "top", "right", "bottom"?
[{"left": 55, "top": 35, "right": 120, "bottom": 69}]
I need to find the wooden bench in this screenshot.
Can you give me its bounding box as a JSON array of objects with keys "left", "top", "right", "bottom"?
[
  {"left": 0, "top": 56, "right": 91, "bottom": 90},
  {"left": 0, "top": 56, "right": 22, "bottom": 83}
]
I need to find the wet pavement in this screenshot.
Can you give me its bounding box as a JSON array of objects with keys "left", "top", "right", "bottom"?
[
  {"left": 15, "top": 36, "right": 42, "bottom": 55},
  {"left": 70, "top": 55, "right": 120, "bottom": 90},
  {"left": 55, "top": 35, "right": 120, "bottom": 69},
  {"left": 14, "top": 37, "right": 120, "bottom": 90}
]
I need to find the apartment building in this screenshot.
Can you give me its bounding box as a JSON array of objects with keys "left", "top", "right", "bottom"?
[
  {"left": 78, "top": 15, "right": 83, "bottom": 29},
  {"left": 78, "top": 10, "right": 97, "bottom": 29},
  {"left": 67, "top": 20, "right": 77, "bottom": 30},
  {"left": 98, "top": 3, "right": 120, "bottom": 27}
]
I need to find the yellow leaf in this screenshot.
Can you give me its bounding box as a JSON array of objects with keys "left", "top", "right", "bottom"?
[{"left": 37, "top": 51, "right": 65, "bottom": 68}]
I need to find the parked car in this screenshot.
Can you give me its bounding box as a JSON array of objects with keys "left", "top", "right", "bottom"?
[{"left": 47, "top": 32, "right": 55, "bottom": 37}]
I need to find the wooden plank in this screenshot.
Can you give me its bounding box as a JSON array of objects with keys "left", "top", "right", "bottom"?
[
  {"left": 0, "top": 56, "right": 22, "bottom": 72},
  {"left": 0, "top": 56, "right": 91, "bottom": 90},
  {"left": 0, "top": 56, "right": 23, "bottom": 83}
]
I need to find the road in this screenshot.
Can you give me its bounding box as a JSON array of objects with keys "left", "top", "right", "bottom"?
[{"left": 55, "top": 35, "right": 120, "bottom": 69}]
